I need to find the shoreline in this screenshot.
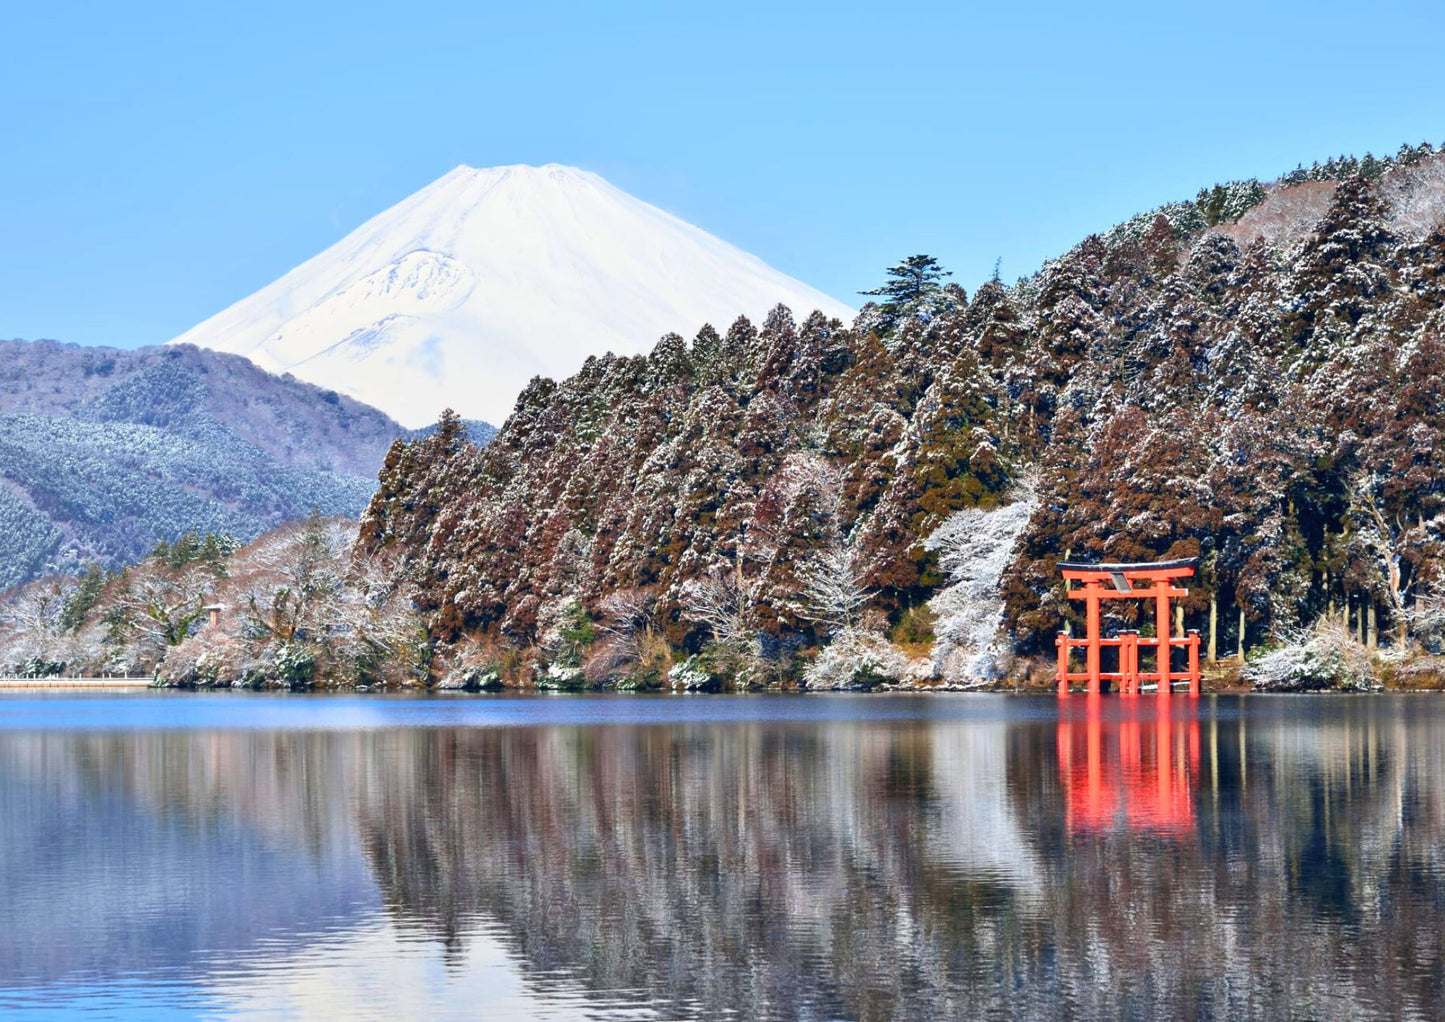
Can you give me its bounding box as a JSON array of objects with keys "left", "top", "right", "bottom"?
[{"left": 1, "top": 679, "right": 1441, "bottom": 695}]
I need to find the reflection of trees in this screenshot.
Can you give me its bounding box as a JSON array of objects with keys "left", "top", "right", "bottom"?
[
  {"left": 6, "top": 700, "right": 1445, "bottom": 1018},
  {"left": 1, "top": 729, "right": 362, "bottom": 861},
  {"left": 354, "top": 723, "right": 1047, "bottom": 1020},
  {"left": 0, "top": 730, "right": 374, "bottom": 985},
  {"left": 1012, "top": 701, "right": 1445, "bottom": 1018},
  {"left": 353, "top": 706, "right": 1445, "bottom": 1020}
]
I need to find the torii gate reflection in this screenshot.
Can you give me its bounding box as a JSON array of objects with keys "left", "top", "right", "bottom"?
[{"left": 1057, "top": 699, "right": 1200, "bottom": 835}]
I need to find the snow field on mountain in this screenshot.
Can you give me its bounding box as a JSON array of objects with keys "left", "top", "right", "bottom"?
[{"left": 171, "top": 165, "right": 854, "bottom": 426}]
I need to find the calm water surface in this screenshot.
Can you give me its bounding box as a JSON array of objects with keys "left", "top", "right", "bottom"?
[{"left": 1, "top": 693, "right": 1442, "bottom": 1020}]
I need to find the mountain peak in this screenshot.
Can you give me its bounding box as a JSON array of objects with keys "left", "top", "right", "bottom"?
[
  {"left": 169, "top": 166, "right": 852, "bottom": 427},
  {"left": 445, "top": 161, "right": 587, "bottom": 180}
]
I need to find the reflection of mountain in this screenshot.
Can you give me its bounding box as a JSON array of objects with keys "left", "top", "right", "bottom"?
[
  {"left": 3, "top": 700, "right": 1445, "bottom": 1019},
  {"left": 0, "top": 733, "right": 378, "bottom": 986}
]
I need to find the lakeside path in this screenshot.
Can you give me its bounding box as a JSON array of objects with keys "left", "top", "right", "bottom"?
[{"left": 0, "top": 677, "right": 150, "bottom": 690}]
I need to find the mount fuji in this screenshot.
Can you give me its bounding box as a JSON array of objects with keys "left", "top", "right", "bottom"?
[{"left": 169, "top": 165, "right": 855, "bottom": 427}]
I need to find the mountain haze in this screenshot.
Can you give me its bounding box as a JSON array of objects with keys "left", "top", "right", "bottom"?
[{"left": 170, "top": 164, "right": 855, "bottom": 427}]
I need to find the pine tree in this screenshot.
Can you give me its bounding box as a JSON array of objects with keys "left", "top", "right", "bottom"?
[
  {"left": 1285, "top": 176, "right": 1398, "bottom": 346},
  {"left": 58, "top": 565, "right": 108, "bottom": 633},
  {"left": 859, "top": 255, "right": 954, "bottom": 331}
]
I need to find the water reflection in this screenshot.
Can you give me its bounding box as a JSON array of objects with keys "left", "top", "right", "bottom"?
[
  {"left": 0, "top": 696, "right": 1443, "bottom": 1019},
  {"left": 1057, "top": 701, "right": 1198, "bottom": 835}
]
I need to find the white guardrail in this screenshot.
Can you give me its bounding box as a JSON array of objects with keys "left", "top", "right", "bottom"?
[{"left": 0, "top": 676, "right": 153, "bottom": 689}]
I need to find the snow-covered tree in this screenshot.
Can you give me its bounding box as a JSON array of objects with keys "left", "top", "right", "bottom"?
[
  {"left": 926, "top": 481, "right": 1038, "bottom": 684},
  {"left": 859, "top": 255, "right": 956, "bottom": 331},
  {"left": 796, "top": 543, "right": 874, "bottom": 636}
]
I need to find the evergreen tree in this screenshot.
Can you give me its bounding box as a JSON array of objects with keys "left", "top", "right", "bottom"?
[
  {"left": 860, "top": 255, "right": 954, "bottom": 331},
  {"left": 58, "top": 565, "right": 108, "bottom": 633}
]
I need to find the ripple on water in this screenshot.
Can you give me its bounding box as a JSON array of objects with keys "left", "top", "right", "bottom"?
[{"left": 1, "top": 694, "right": 1443, "bottom": 1019}]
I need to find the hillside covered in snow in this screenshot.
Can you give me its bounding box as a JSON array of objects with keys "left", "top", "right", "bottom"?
[
  {"left": 170, "top": 164, "right": 854, "bottom": 427},
  {"left": 0, "top": 340, "right": 436, "bottom": 588},
  {"left": 352, "top": 143, "right": 1445, "bottom": 689},
  {"left": 9, "top": 143, "right": 1445, "bottom": 692}
]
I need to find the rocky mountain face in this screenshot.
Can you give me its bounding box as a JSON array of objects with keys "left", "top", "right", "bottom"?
[
  {"left": 168, "top": 164, "right": 854, "bottom": 427},
  {"left": 0, "top": 339, "right": 461, "bottom": 588},
  {"left": 359, "top": 145, "right": 1445, "bottom": 688}
]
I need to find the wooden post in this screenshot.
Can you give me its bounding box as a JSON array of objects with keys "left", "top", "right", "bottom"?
[
  {"left": 1237, "top": 604, "right": 1246, "bottom": 664},
  {"left": 1057, "top": 633, "right": 1069, "bottom": 696},
  {"left": 1063, "top": 565, "right": 1072, "bottom": 638},
  {"left": 1156, "top": 580, "right": 1172, "bottom": 696},
  {"left": 1121, "top": 630, "right": 1132, "bottom": 696},
  {"left": 1123, "top": 631, "right": 1139, "bottom": 696},
  {"left": 1208, "top": 593, "right": 1218, "bottom": 664},
  {"left": 1187, "top": 629, "right": 1200, "bottom": 696},
  {"left": 1085, "top": 582, "right": 1103, "bottom": 695}
]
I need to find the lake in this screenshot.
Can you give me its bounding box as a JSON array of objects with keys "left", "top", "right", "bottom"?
[{"left": 1, "top": 693, "right": 1441, "bottom": 1020}]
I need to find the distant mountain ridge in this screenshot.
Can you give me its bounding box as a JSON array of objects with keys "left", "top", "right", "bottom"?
[
  {"left": 0, "top": 339, "right": 485, "bottom": 588},
  {"left": 168, "top": 163, "right": 854, "bottom": 427}
]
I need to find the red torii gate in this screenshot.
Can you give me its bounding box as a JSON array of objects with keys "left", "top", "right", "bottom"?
[{"left": 1056, "top": 558, "right": 1201, "bottom": 696}]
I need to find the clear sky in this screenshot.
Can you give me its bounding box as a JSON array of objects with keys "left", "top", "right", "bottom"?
[{"left": 4, "top": 0, "right": 1444, "bottom": 349}]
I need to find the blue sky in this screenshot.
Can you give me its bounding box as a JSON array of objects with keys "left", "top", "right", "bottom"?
[{"left": 4, "top": 0, "right": 1443, "bottom": 349}]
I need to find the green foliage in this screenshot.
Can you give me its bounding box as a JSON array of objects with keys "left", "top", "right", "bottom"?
[
  {"left": 58, "top": 564, "right": 108, "bottom": 632},
  {"left": 615, "top": 659, "right": 667, "bottom": 691},
  {"left": 1195, "top": 180, "right": 1266, "bottom": 226},
  {"left": 1280, "top": 142, "right": 1444, "bottom": 185},
  {"left": 1101, "top": 202, "right": 1206, "bottom": 249},
  {"left": 890, "top": 604, "right": 937, "bottom": 648},
  {"left": 559, "top": 599, "right": 596, "bottom": 649},
  {"left": 861, "top": 255, "right": 952, "bottom": 306},
  {"left": 272, "top": 642, "right": 318, "bottom": 687},
  {"left": 667, "top": 652, "right": 725, "bottom": 692},
  {"left": 911, "top": 361, "right": 1008, "bottom": 525},
  {"left": 536, "top": 599, "right": 596, "bottom": 690},
  {"left": 151, "top": 530, "right": 238, "bottom": 572},
  {"left": 20, "top": 656, "right": 66, "bottom": 677},
  {"left": 860, "top": 255, "right": 957, "bottom": 331}
]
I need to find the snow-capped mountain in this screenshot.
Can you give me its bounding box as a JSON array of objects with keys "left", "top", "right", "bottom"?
[{"left": 170, "top": 165, "right": 855, "bottom": 427}]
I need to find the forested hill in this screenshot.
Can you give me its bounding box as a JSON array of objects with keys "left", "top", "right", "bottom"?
[
  {"left": 357, "top": 144, "right": 1445, "bottom": 690},
  {"left": 0, "top": 340, "right": 492, "bottom": 589}
]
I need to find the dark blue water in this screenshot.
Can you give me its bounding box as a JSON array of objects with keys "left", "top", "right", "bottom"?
[{"left": 1, "top": 693, "right": 1441, "bottom": 1019}]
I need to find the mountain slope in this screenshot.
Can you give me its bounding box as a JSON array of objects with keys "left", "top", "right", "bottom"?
[
  {"left": 355, "top": 147, "right": 1445, "bottom": 687},
  {"left": 169, "top": 164, "right": 855, "bottom": 427},
  {"left": 0, "top": 339, "right": 428, "bottom": 588}
]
